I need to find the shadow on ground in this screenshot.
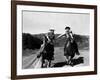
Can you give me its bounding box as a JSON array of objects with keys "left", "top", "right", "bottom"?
[{"left": 52, "top": 57, "right": 84, "bottom": 67}]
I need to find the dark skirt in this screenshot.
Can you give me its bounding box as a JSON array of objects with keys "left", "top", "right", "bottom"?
[{"left": 64, "top": 40, "right": 76, "bottom": 57}]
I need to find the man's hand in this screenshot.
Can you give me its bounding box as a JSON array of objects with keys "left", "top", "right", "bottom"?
[{"left": 37, "top": 53, "right": 41, "bottom": 58}]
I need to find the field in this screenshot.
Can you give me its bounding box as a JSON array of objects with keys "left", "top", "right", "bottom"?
[{"left": 22, "top": 47, "right": 89, "bottom": 69}]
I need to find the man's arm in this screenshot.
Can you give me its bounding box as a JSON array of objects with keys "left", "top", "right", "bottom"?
[
  {"left": 56, "top": 33, "right": 65, "bottom": 39},
  {"left": 38, "top": 36, "right": 45, "bottom": 52}
]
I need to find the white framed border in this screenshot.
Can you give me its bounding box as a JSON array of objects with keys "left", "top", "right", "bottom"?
[{"left": 17, "top": 5, "right": 94, "bottom": 75}]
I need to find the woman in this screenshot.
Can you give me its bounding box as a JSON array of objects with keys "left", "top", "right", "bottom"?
[{"left": 57, "top": 26, "right": 80, "bottom": 64}]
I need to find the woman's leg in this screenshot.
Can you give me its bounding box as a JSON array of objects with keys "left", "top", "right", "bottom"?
[{"left": 73, "top": 41, "right": 80, "bottom": 55}]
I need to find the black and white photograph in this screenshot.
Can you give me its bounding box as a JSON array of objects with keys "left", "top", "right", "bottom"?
[
  {"left": 11, "top": 1, "right": 97, "bottom": 79},
  {"left": 22, "top": 11, "right": 89, "bottom": 69}
]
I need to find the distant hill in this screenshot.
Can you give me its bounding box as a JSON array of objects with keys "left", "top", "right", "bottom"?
[
  {"left": 22, "top": 33, "right": 89, "bottom": 50},
  {"left": 32, "top": 33, "right": 89, "bottom": 49},
  {"left": 22, "top": 33, "right": 42, "bottom": 50}
]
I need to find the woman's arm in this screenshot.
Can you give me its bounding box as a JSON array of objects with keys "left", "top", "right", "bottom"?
[
  {"left": 70, "top": 31, "right": 74, "bottom": 39},
  {"left": 70, "top": 31, "right": 75, "bottom": 43}
]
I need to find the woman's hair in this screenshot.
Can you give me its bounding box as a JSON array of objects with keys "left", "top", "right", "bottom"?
[{"left": 65, "top": 26, "right": 70, "bottom": 30}]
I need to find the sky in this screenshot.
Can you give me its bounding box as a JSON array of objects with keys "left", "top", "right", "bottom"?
[{"left": 22, "top": 10, "right": 90, "bottom": 35}]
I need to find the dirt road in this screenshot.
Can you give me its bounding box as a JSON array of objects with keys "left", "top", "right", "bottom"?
[{"left": 22, "top": 47, "right": 89, "bottom": 69}]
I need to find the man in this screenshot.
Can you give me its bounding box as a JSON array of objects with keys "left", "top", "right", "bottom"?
[
  {"left": 57, "top": 26, "right": 80, "bottom": 58},
  {"left": 42, "top": 28, "right": 55, "bottom": 60}
]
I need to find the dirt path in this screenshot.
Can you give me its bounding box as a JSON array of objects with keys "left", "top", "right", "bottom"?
[{"left": 22, "top": 47, "right": 89, "bottom": 69}]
